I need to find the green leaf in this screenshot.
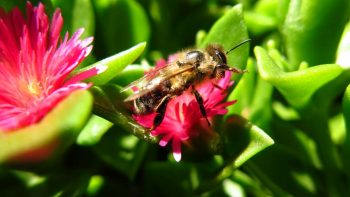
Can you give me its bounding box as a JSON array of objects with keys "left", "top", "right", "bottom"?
[
  {"left": 337, "top": 21, "right": 350, "bottom": 68},
  {"left": 93, "top": 0, "right": 150, "bottom": 55},
  {"left": 0, "top": 90, "right": 93, "bottom": 163},
  {"left": 110, "top": 64, "right": 149, "bottom": 87},
  {"left": 227, "top": 58, "right": 257, "bottom": 116},
  {"left": 80, "top": 42, "right": 146, "bottom": 85},
  {"left": 93, "top": 127, "right": 148, "bottom": 180},
  {"left": 194, "top": 115, "right": 274, "bottom": 194},
  {"left": 200, "top": 4, "right": 249, "bottom": 82},
  {"left": 76, "top": 115, "right": 113, "bottom": 146},
  {"left": 221, "top": 115, "right": 274, "bottom": 168},
  {"left": 90, "top": 85, "right": 158, "bottom": 144},
  {"left": 283, "top": 0, "right": 350, "bottom": 67},
  {"left": 70, "top": 0, "right": 95, "bottom": 38},
  {"left": 248, "top": 77, "right": 274, "bottom": 130},
  {"left": 341, "top": 84, "right": 350, "bottom": 175},
  {"left": 254, "top": 46, "right": 343, "bottom": 108},
  {"left": 244, "top": 12, "right": 277, "bottom": 35}
]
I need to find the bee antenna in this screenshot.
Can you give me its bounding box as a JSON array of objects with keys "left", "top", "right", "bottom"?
[{"left": 226, "top": 39, "right": 251, "bottom": 55}]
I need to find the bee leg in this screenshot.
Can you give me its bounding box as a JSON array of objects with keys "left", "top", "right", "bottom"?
[
  {"left": 227, "top": 66, "right": 248, "bottom": 74},
  {"left": 212, "top": 83, "right": 224, "bottom": 90},
  {"left": 150, "top": 95, "right": 171, "bottom": 131},
  {"left": 192, "top": 87, "right": 211, "bottom": 126}
]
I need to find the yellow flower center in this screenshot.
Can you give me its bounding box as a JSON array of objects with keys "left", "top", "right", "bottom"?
[
  {"left": 18, "top": 78, "right": 43, "bottom": 101},
  {"left": 27, "top": 80, "right": 42, "bottom": 96}
]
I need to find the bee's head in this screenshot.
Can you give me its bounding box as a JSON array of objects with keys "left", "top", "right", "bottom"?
[
  {"left": 206, "top": 45, "right": 229, "bottom": 79},
  {"left": 206, "top": 40, "right": 251, "bottom": 79},
  {"left": 206, "top": 45, "right": 227, "bottom": 64}
]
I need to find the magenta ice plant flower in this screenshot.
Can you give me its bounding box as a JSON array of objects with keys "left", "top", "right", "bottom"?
[
  {"left": 0, "top": 2, "right": 105, "bottom": 131},
  {"left": 134, "top": 57, "right": 236, "bottom": 162}
]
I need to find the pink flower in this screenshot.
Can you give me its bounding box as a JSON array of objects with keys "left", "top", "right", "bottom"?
[
  {"left": 134, "top": 57, "right": 236, "bottom": 162},
  {"left": 0, "top": 2, "right": 105, "bottom": 131}
]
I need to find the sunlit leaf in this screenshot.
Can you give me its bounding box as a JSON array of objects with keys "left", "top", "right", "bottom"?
[
  {"left": 79, "top": 42, "right": 146, "bottom": 85},
  {"left": 255, "top": 46, "right": 343, "bottom": 108},
  {"left": 283, "top": 0, "right": 350, "bottom": 67},
  {"left": 337, "top": 21, "right": 350, "bottom": 68},
  {"left": 200, "top": 4, "right": 249, "bottom": 82},
  {"left": 110, "top": 64, "right": 149, "bottom": 87}
]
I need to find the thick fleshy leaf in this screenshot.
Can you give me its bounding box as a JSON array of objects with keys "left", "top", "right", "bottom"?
[
  {"left": 93, "top": 127, "right": 148, "bottom": 180},
  {"left": 227, "top": 58, "right": 256, "bottom": 116},
  {"left": 93, "top": 0, "right": 150, "bottom": 55},
  {"left": 0, "top": 90, "right": 93, "bottom": 163},
  {"left": 283, "top": 0, "right": 350, "bottom": 67},
  {"left": 341, "top": 84, "right": 350, "bottom": 176},
  {"left": 244, "top": 11, "right": 277, "bottom": 35},
  {"left": 194, "top": 115, "right": 274, "bottom": 194},
  {"left": 52, "top": 0, "right": 94, "bottom": 38},
  {"left": 255, "top": 46, "right": 343, "bottom": 108},
  {"left": 199, "top": 4, "right": 249, "bottom": 82},
  {"left": 248, "top": 77, "right": 274, "bottom": 130},
  {"left": 221, "top": 115, "right": 274, "bottom": 168},
  {"left": 71, "top": 0, "right": 95, "bottom": 38},
  {"left": 76, "top": 115, "right": 113, "bottom": 146},
  {"left": 110, "top": 64, "right": 149, "bottom": 87},
  {"left": 337, "top": 21, "right": 350, "bottom": 68},
  {"left": 79, "top": 42, "right": 146, "bottom": 85},
  {"left": 90, "top": 85, "right": 158, "bottom": 144},
  {"left": 244, "top": 0, "right": 282, "bottom": 36}
]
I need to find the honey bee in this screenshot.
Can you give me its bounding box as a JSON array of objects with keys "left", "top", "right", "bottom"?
[{"left": 121, "top": 40, "right": 250, "bottom": 131}]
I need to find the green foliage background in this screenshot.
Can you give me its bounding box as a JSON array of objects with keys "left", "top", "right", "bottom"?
[{"left": 1, "top": 0, "right": 350, "bottom": 196}]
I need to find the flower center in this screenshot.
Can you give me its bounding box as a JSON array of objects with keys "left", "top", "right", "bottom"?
[
  {"left": 27, "top": 80, "right": 42, "bottom": 97},
  {"left": 18, "top": 78, "right": 43, "bottom": 103}
]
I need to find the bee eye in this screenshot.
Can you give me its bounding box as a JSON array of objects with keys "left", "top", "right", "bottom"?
[
  {"left": 214, "top": 49, "right": 227, "bottom": 64},
  {"left": 206, "top": 45, "right": 227, "bottom": 64},
  {"left": 185, "top": 51, "right": 204, "bottom": 63}
]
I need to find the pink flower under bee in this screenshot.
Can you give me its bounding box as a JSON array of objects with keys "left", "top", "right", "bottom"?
[
  {"left": 133, "top": 57, "right": 236, "bottom": 162},
  {"left": 0, "top": 2, "right": 105, "bottom": 131}
]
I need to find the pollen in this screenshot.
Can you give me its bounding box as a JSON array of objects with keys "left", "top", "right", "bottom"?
[
  {"left": 18, "top": 78, "right": 42, "bottom": 98},
  {"left": 27, "top": 80, "right": 42, "bottom": 96}
]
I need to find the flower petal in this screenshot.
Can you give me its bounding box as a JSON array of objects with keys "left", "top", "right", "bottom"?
[{"left": 172, "top": 137, "right": 182, "bottom": 162}]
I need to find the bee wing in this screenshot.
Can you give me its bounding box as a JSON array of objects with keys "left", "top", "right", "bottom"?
[
  {"left": 123, "top": 63, "right": 196, "bottom": 102},
  {"left": 124, "top": 89, "right": 154, "bottom": 102},
  {"left": 119, "top": 74, "right": 149, "bottom": 93},
  {"left": 120, "top": 63, "right": 171, "bottom": 93}
]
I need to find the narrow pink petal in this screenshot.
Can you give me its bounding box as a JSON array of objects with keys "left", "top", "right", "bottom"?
[
  {"left": 64, "top": 64, "right": 107, "bottom": 86},
  {"left": 49, "top": 9, "right": 63, "bottom": 47},
  {"left": 172, "top": 138, "right": 182, "bottom": 162},
  {"left": 159, "top": 134, "right": 172, "bottom": 147}
]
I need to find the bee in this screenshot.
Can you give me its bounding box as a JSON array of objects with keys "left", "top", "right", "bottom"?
[{"left": 121, "top": 40, "right": 250, "bottom": 131}]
